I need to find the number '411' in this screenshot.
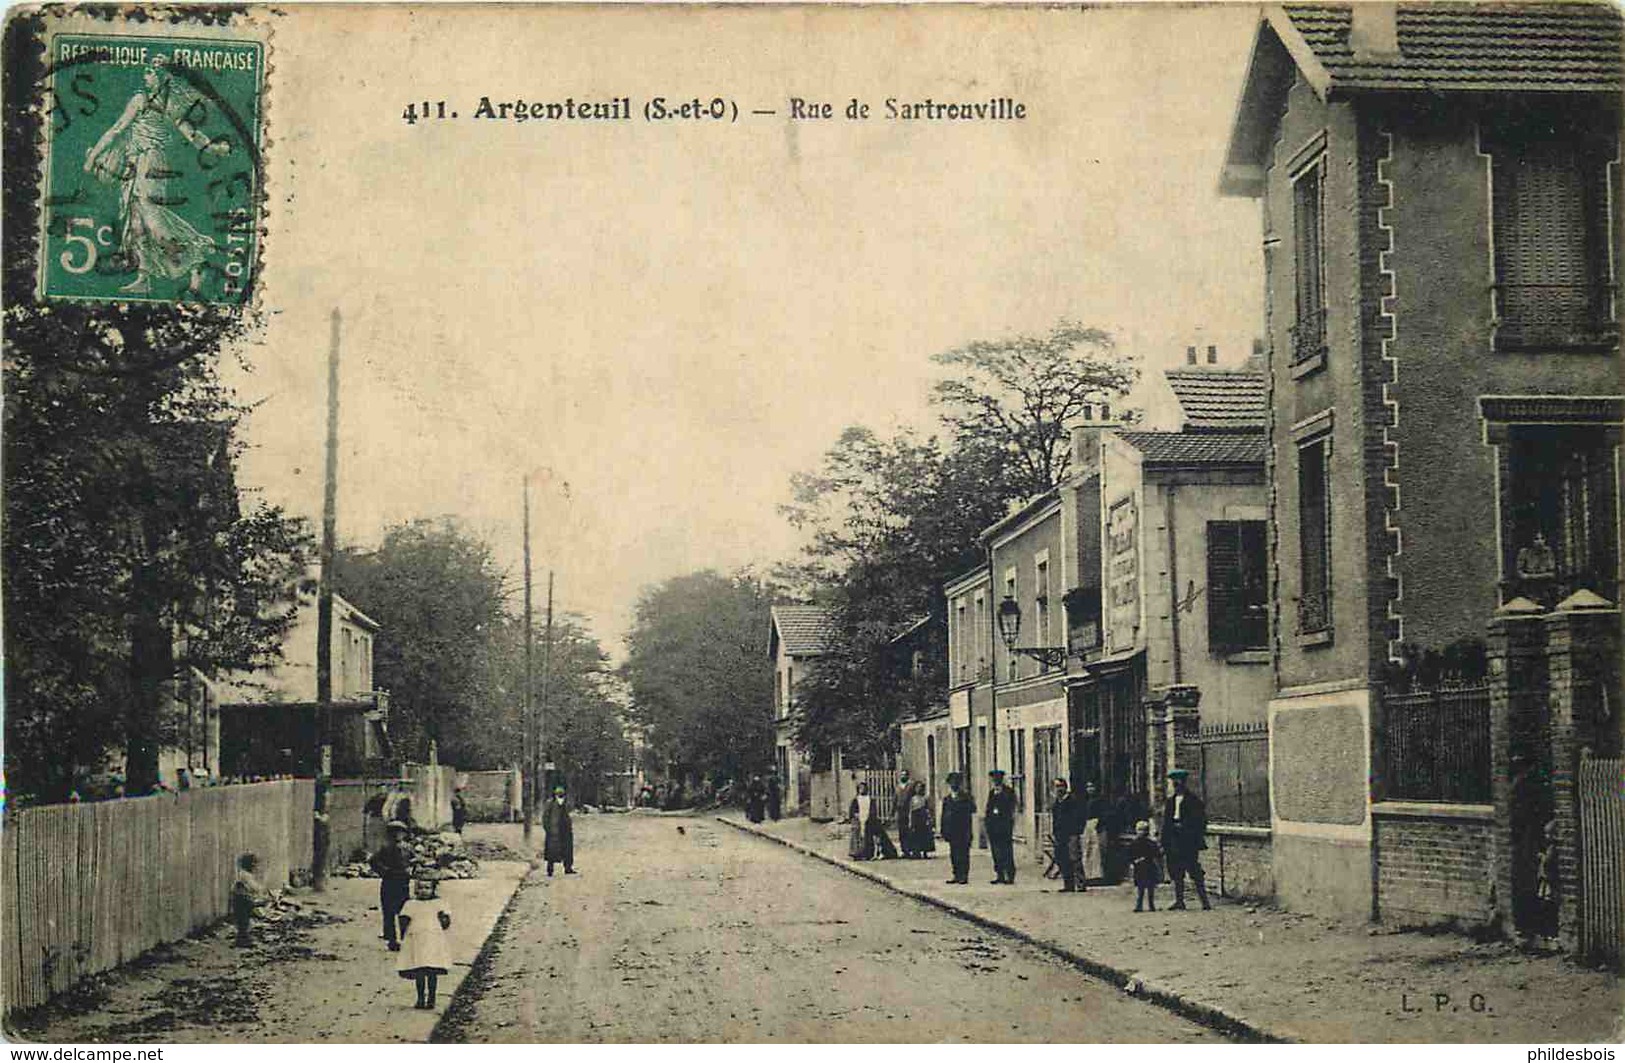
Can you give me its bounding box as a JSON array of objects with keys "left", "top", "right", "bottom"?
[{"left": 402, "top": 101, "right": 452, "bottom": 124}]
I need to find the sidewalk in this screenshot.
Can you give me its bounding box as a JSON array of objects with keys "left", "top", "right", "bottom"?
[
  {"left": 8, "top": 825, "right": 531, "bottom": 1044},
  {"left": 721, "top": 813, "right": 1623, "bottom": 1043}
]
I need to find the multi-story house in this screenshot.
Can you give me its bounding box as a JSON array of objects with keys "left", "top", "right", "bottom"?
[
  {"left": 1221, "top": 3, "right": 1622, "bottom": 947},
  {"left": 215, "top": 590, "right": 389, "bottom": 777},
  {"left": 933, "top": 373, "right": 1272, "bottom": 878},
  {"left": 769, "top": 604, "right": 837, "bottom": 813}
]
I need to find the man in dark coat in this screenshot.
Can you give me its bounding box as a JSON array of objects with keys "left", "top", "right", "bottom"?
[
  {"left": 939, "top": 773, "right": 977, "bottom": 884},
  {"left": 450, "top": 786, "right": 468, "bottom": 833},
  {"left": 1049, "top": 778, "right": 1084, "bottom": 892},
  {"left": 368, "top": 820, "right": 412, "bottom": 950},
  {"left": 1160, "top": 769, "right": 1212, "bottom": 910},
  {"left": 766, "top": 774, "right": 782, "bottom": 821},
  {"left": 745, "top": 775, "right": 766, "bottom": 823},
  {"left": 543, "top": 785, "right": 575, "bottom": 876},
  {"left": 984, "top": 769, "right": 1018, "bottom": 884}
]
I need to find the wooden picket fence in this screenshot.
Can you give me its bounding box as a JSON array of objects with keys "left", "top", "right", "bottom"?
[
  {"left": 2, "top": 779, "right": 314, "bottom": 1015},
  {"left": 1579, "top": 753, "right": 1624, "bottom": 969}
]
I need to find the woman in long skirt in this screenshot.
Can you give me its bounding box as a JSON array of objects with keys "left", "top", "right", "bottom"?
[{"left": 908, "top": 780, "right": 936, "bottom": 857}]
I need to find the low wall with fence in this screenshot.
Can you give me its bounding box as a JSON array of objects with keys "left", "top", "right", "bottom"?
[
  {"left": 2, "top": 779, "right": 315, "bottom": 1015},
  {"left": 1175, "top": 720, "right": 1270, "bottom": 825}
]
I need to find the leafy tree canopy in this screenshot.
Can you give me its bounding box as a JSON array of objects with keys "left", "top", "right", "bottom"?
[{"left": 620, "top": 570, "right": 775, "bottom": 785}]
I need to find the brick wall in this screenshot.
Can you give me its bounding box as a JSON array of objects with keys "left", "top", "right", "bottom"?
[
  {"left": 1375, "top": 811, "right": 1495, "bottom": 927},
  {"left": 1211, "top": 826, "right": 1274, "bottom": 900}
]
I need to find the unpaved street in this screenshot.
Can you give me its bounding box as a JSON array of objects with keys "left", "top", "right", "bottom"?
[{"left": 443, "top": 814, "right": 1226, "bottom": 1043}]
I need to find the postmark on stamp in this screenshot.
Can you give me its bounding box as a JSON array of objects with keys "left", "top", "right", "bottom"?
[{"left": 37, "top": 22, "right": 266, "bottom": 306}]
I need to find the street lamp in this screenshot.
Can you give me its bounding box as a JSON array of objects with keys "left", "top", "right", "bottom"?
[{"left": 997, "top": 594, "right": 1072, "bottom": 670}]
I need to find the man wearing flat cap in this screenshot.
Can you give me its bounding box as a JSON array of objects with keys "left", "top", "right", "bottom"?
[
  {"left": 369, "top": 820, "right": 413, "bottom": 950},
  {"left": 984, "top": 769, "right": 1018, "bottom": 884},
  {"left": 1160, "top": 769, "right": 1212, "bottom": 910}
]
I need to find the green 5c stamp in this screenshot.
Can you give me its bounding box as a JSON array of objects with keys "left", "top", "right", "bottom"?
[{"left": 39, "top": 28, "right": 265, "bottom": 306}]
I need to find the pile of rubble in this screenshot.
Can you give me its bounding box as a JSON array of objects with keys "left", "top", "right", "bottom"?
[{"left": 333, "top": 830, "right": 481, "bottom": 881}]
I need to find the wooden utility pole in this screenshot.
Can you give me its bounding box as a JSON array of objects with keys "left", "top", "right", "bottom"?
[
  {"left": 539, "top": 571, "right": 554, "bottom": 795},
  {"left": 314, "top": 308, "right": 341, "bottom": 890},
  {"left": 522, "top": 477, "right": 535, "bottom": 844}
]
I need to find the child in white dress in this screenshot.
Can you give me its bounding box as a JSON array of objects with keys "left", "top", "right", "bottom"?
[{"left": 396, "top": 901, "right": 453, "bottom": 1009}]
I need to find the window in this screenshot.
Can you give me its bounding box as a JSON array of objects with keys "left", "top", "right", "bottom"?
[
  {"left": 1186, "top": 345, "right": 1198, "bottom": 365},
  {"left": 1008, "top": 730, "right": 1026, "bottom": 812},
  {"left": 1208, "top": 521, "right": 1268, "bottom": 653},
  {"left": 1298, "top": 436, "right": 1332, "bottom": 636},
  {"left": 1502, "top": 425, "right": 1619, "bottom": 605},
  {"left": 1003, "top": 568, "right": 1019, "bottom": 681},
  {"left": 955, "top": 726, "right": 971, "bottom": 779},
  {"left": 1291, "top": 157, "right": 1327, "bottom": 371},
  {"left": 974, "top": 593, "right": 987, "bottom": 678},
  {"left": 1206, "top": 344, "right": 1218, "bottom": 365},
  {"left": 1488, "top": 112, "right": 1617, "bottom": 350},
  {"left": 949, "top": 598, "right": 962, "bottom": 682},
  {"left": 774, "top": 670, "right": 783, "bottom": 717},
  {"left": 1035, "top": 556, "right": 1051, "bottom": 670}
]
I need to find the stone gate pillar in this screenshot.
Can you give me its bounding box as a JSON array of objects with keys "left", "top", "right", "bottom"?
[
  {"left": 1542, "top": 590, "right": 1622, "bottom": 951},
  {"left": 1486, "top": 597, "right": 1547, "bottom": 939}
]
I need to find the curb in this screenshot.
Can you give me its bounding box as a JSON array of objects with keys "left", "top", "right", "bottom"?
[
  {"left": 429, "top": 866, "right": 534, "bottom": 1043},
  {"left": 717, "top": 815, "right": 1288, "bottom": 1045}
]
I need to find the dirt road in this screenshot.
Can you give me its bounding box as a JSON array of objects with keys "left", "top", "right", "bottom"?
[{"left": 441, "top": 814, "right": 1226, "bottom": 1043}]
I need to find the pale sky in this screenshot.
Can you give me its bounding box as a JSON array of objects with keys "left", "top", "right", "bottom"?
[{"left": 227, "top": 3, "right": 1265, "bottom": 655}]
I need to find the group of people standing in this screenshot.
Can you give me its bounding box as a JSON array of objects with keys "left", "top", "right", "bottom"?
[
  {"left": 845, "top": 766, "right": 1215, "bottom": 911},
  {"left": 743, "top": 774, "right": 783, "bottom": 824}
]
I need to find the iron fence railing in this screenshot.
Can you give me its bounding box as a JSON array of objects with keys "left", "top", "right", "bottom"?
[
  {"left": 1175, "top": 721, "right": 1270, "bottom": 825},
  {"left": 1382, "top": 681, "right": 1493, "bottom": 803}
]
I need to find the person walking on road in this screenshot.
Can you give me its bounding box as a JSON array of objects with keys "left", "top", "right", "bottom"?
[
  {"left": 1049, "top": 778, "right": 1084, "bottom": 892},
  {"left": 745, "top": 775, "right": 767, "bottom": 824},
  {"left": 1160, "top": 769, "right": 1212, "bottom": 910},
  {"left": 543, "top": 785, "right": 576, "bottom": 876},
  {"left": 767, "top": 774, "right": 782, "bottom": 821},
  {"left": 450, "top": 785, "right": 468, "bottom": 834},
  {"left": 985, "top": 769, "right": 1018, "bottom": 885},
  {"left": 940, "top": 773, "right": 976, "bottom": 884},
  {"left": 369, "top": 821, "right": 413, "bottom": 951}
]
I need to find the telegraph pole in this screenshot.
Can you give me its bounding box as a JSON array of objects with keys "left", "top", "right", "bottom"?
[
  {"left": 522, "top": 477, "right": 535, "bottom": 844},
  {"left": 314, "top": 308, "right": 341, "bottom": 890},
  {"left": 539, "top": 571, "right": 554, "bottom": 796}
]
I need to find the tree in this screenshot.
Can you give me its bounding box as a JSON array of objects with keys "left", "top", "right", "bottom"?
[
  {"left": 333, "top": 519, "right": 508, "bottom": 766},
  {"left": 781, "top": 319, "right": 1136, "bottom": 763},
  {"left": 534, "top": 618, "right": 630, "bottom": 806},
  {"left": 3, "top": 12, "right": 312, "bottom": 800},
  {"left": 620, "top": 570, "right": 775, "bottom": 786},
  {"left": 931, "top": 319, "right": 1136, "bottom": 500}
]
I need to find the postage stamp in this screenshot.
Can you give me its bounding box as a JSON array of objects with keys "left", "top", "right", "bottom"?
[{"left": 36, "top": 21, "right": 266, "bottom": 306}]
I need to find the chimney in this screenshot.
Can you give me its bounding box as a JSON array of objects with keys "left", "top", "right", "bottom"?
[
  {"left": 1070, "top": 405, "right": 1122, "bottom": 476},
  {"left": 1350, "top": 2, "right": 1400, "bottom": 62}
]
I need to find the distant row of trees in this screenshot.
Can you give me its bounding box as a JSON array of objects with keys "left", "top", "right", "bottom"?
[
  {"left": 621, "top": 321, "right": 1138, "bottom": 781},
  {"left": 334, "top": 519, "right": 629, "bottom": 803}
]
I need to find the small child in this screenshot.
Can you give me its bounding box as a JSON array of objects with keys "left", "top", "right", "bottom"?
[
  {"left": 1128, "top": 820, "right": 1162, "bottom": 913},
  {"left": 397, "top": 902, "right": 453, "bottom": 1009},
  {"left": 230, "top": 852, "right": 266, "bottom": 947}
]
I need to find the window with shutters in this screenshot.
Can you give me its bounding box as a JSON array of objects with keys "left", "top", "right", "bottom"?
[
  {"left": 1488, "top": 112, "right": 1618, "bottom": 351},
  {"left": 1297, "top": 436, "right": 1332, "bottom": 638},
  {"left": 1290, "top": 156, "right": 1328, "bottom": 373},
  {"left": 1207, "top": 520, "right": 1268, "bottom": 653}
]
